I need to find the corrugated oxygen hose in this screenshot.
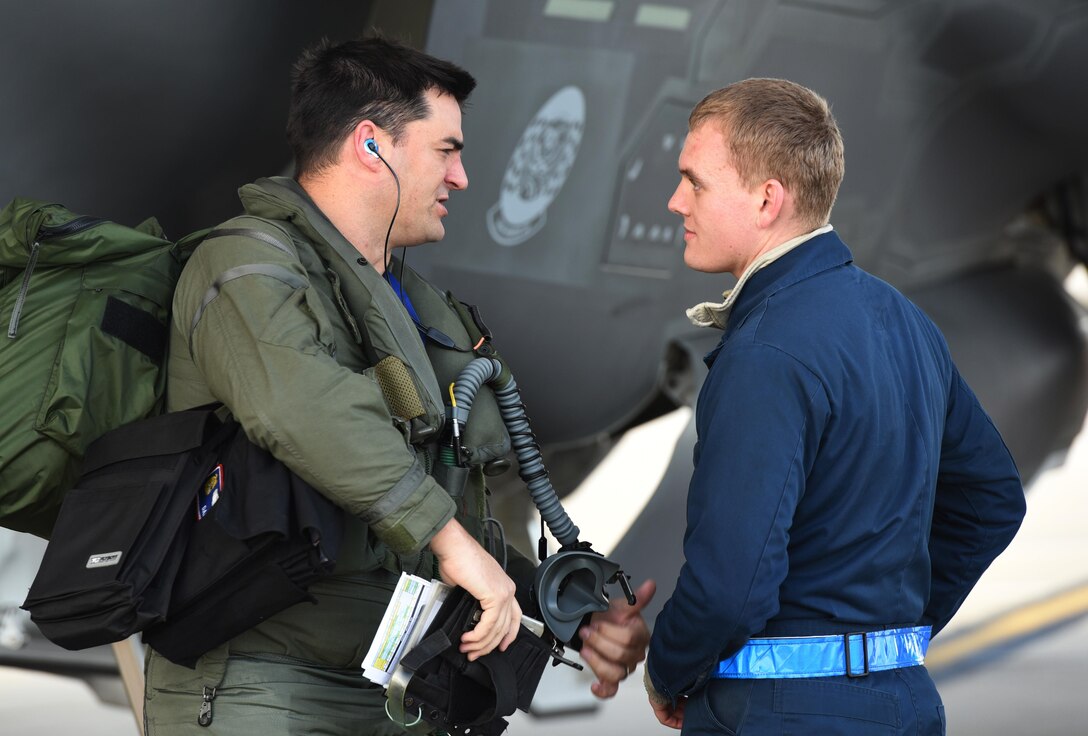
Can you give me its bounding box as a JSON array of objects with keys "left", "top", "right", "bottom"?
[{"left": 450, "top": 357, "right": 580, "bottom": 547}]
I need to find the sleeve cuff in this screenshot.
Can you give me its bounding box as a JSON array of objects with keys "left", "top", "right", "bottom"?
[
  {"left": 370, "top": 474, "right": 457, "bottom": 555},
  {"left": 644, "top": 656, "right": 671, "bottom": 707}
]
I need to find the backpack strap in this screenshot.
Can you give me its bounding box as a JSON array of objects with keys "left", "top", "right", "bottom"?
[
  {"left": 203, "top": 227, "right": 295, "bottom": 256},
  {"left": 186, "top": 227, "right": 307, "bottom": 355}
]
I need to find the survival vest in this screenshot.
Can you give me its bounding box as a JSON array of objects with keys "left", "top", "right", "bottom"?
[{"left": 0, "top": 198, "right": 205, "bottom": 538}]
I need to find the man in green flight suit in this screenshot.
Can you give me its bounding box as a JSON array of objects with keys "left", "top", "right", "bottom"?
[{"left": 143, "top": 35, "right": 654, "bottom": 735}]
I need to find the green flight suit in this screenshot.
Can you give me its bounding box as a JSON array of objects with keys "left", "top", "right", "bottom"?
[{"left": 145, "top": 177, "right": 527, "bottom": 735}]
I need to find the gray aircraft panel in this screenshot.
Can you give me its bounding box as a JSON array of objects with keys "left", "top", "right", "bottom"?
[{"left": 425, "top": 39, "right": 636, "bottom": 286}]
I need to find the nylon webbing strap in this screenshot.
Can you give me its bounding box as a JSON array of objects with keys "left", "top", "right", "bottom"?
[
  {"left": 713, "top": 626, "right": 931, "bottom": 679},
  {"left": 386, "top": 625, "right": 454, "bottom": 730},
  {"left": 204, "top": 227, "right": 294, "bottom": 256},
  {"left": 471, "top": 648, "right": 516, "bottom": 722}
]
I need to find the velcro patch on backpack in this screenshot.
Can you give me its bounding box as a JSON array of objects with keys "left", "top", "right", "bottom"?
[{"left": 101, "top": 295, "right": 167, "bottom": 364}]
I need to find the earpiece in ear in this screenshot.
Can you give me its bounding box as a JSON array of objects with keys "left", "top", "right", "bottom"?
[{"left": 364, "top": 138, "right": 380, "bottom": 158}]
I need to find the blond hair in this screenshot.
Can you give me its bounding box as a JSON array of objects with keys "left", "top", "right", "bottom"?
[{"left": 690, "top": 78, "right": 844, "bottom": 229}]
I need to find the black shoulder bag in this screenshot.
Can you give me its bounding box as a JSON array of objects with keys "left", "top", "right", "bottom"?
[{"left": 22, "top": 406, "right": 343, "bottom": 667}]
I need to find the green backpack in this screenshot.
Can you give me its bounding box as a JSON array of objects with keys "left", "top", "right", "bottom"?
[{"left": 0, "top": 198, "right": 204, "bottom": 538}]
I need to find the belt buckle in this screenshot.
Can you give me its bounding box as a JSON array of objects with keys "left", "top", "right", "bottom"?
[{"left": 844, "top": 632, "right": 869, "bottom": 678}]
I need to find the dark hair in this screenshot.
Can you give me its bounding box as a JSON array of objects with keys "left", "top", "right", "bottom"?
[{"left": 287, "top": 36, "right": 476, "bottom": 177}]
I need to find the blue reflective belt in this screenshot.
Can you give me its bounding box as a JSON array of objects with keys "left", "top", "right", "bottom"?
[{"left": 713, "top": 626, "right": 931, "bottom": 679}]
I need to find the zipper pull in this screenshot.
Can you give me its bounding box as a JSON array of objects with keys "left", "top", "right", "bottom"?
[
  {"left": 7, "top": 241, "right": 41, "bottom": 339},
  {"left": 197, "top": 685, "right": 216, "bottom": 727}
]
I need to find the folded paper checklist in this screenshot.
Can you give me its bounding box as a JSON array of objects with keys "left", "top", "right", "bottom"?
[{"left": 362, "top": 572, "right": 451, "bottom": 687}]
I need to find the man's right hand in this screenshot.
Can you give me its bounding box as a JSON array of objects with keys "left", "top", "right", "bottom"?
[{"left": 429, "top": 518, "right": 521, "bottom": 661}]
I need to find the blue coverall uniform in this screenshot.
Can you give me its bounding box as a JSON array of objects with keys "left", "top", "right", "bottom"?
[{"left": 648, "top": 230, "right": 1026, "bottom": 734}]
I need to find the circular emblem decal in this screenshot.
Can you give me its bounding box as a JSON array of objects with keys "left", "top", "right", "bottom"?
[{"left": 487, "top": 86, "right": 586, "bottom": 246}]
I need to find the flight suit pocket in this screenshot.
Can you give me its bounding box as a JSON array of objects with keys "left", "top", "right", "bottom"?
[
  {"left": 773, "top": 679, "right": 900, "bottom": 730},
  {"left": 702, "top": 679, "right": 754, "bottom": 735},
  {"left": 257, "top": 285, "right": 337, "bottom": 357}
]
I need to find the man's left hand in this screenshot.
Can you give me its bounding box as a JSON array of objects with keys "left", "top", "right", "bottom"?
[{"left": 577, "top": 578, "right": 656, "bottom": 699}]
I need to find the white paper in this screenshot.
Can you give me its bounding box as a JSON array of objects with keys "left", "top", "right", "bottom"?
[{"left": 361, "top": 572, "right": 451, "bottom": 687}]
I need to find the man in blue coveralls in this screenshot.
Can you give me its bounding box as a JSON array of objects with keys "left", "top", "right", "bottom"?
[{"left": 644, "top": 78, "right": 1026, "bottom": 734}]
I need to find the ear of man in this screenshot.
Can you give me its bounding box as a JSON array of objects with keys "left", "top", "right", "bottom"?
[
  {"left": 351, "top": 120, "right": 387, "bottom": 171},
  {"left": 755, "top": 178, "right": 788, "bottom": 229}
]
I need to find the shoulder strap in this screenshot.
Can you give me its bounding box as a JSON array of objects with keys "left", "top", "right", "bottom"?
[
  {"left": 186, "top": 227, "right": 308, "bottom": 355},
  {"left": 204, "top": 226, "right": 295, "bottom": 256}
]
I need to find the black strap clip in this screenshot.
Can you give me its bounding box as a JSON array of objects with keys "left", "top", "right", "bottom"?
[{"left": 844, "top": 632, "right": 870, "bottom": 678}]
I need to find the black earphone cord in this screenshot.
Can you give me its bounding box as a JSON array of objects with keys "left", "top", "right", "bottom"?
[
  {"left": 372, "top": 143, "right": 456, "bottom": 351},
  {"left": 373, "top": 148, "right": 405, "bottom": 285}
]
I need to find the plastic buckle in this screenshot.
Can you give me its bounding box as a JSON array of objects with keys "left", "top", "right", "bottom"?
[{"left": 844, "top": 632, "right": 869, "bottom": 678}]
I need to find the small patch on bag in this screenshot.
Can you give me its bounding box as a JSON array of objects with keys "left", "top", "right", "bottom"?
[
  {"left": 86, "top": 551, "right": 123, "bottom": 569},
  {"left": 196, "top": 464, "right": 224, "bottom": 520}
]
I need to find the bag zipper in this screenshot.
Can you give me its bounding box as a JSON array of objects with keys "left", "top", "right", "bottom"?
[
  {"left": 6, "top": 214, "right": 107, "bottom": 339},
  {"left": 7, "top": 242, "right": 40, "bottom": 339},
  {"left": 38, "top": 215, "right": 107, "bottom": 238}
]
